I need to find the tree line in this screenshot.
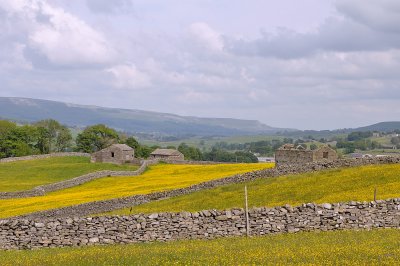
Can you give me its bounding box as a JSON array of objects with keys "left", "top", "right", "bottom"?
[
  {"left": 0, "top": 119, "right": 260, "bottom": 162},
  {"left": 0, "top": 119, "right": 72, "bottom": 158},
  {"left": 177, "top": 143, "right": 258, "bottom": 163},
  {"left": 0, "top": 120, "right": 153, "bottom": 159},
  {"left": 211, "top": 138, "right": 295, "bottom": 156}
]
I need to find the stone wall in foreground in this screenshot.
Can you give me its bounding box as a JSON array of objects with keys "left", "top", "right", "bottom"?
[{"left": 0, "top": 199, "right": 399, "bottom": 250}]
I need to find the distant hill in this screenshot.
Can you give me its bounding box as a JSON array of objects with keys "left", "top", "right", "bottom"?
[
  {"left": 353, "top": 122, "right": 400, "bottom": 132},
  {"left": 0, "top": 97, "right": 287, "bottom": 137},
  {"left": 279, "top": 122, "right": 400, "bottom": 139}
]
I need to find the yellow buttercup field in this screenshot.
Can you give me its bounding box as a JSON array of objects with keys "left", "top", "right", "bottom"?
[
  {"left": 0, "top": 156, "right": 139, "bottom": 192},
  {"left": 0, "top": 163, "right": 273, "bottom": 218},
  {"left": 103, "top": 163, "right": 400, "bottom": 216},
  {"left": 1, "top": 229, "right": 399, "bottom": 265}
]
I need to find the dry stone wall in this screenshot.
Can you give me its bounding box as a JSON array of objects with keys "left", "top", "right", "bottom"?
[
  {"left": 10, "top": 156, "right": 400, "bottom": 220},
  {"left": 0, "top": 198, "right": 399, "bottom": 250},
  {"left": 0, "top": 160, "right": 158, "bottom": 199},
  {"left": 0, "top": 152, "right": 90, "bottom": 163}
]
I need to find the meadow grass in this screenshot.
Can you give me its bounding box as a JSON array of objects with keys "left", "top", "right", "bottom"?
[
  {"left": 0, "top": 163, "right": 272, "bottom": 218},
  {"left": 0, "top": 156, "right": 138, "bottom": 192},
  {"left": 103, "top": 163, "right": 400, "bottom": 216},
  {"left": 1, "top": 229, "right": 399, "bottom": 265}
]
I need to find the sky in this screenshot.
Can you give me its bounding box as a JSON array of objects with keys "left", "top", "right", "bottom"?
[{"left": 0, "top": 0, "right": 400, "bottom": 130}]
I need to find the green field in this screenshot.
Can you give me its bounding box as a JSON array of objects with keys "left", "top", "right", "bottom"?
[
  {"left": 103, "top": 164, "right": 400, "bottom": 216},
  {"left": 0, "top": 157, "right": 139, "bottom": 192},
  {"left": 1, "top": 229, "right": 399, "bottom": 265},
  {"left": 0, "top": 163, "right": 272, "bottom": 218}
]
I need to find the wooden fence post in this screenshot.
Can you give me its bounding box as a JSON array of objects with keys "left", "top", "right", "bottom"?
[{"left": 245, "top": 185, "right": 250, "bottom": 237}]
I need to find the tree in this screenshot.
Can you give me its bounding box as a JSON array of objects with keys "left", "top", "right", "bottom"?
[
  {"left": 310, "top": 143, "right": 318, "bottom": 150},
  {"left": 138, "top": 145, "right": 154, "bottom": 158},
  {"left": 178, "top": 143, "right": 202, "bottom": 161},
  {"left": 202, "top": 148, "right": 257, "bottom": 163},
  {"left": 347, "top": 131, "right": 373, "bottom": 141},
  {"left": 0, "top": 124, "right": 39, "bottom": 158},
  {"left": 0, "top": 120, "right": 16, "bottom": 135},
  {"left": 76, "top": 124, "right": 119, "bottom": 153},
  {"left": 391, "top": 137, "right": 400, "bottom": 145},
  {"left": 56, "top": 127, "right": 72, "bottom": 152},
  {"left": 125, "top": 136, "right": 154, "bottom": 158},
  {"left": 35, "top": 119, "right": 72, "bottom": 153}
]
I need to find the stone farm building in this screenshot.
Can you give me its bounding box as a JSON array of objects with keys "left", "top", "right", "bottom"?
[
  {"left": 150, "top": 148, "right": 184, "bottom": 161},
  {"left": 275, "top": 144, "right": 337, "bottom": 166},
  {"left": 91, "top": 144, "right": 135, "bottom": 164}
]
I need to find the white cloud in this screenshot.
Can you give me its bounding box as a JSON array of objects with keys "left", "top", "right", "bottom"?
[
  {"left": 106, "top": 63, "right": 151, "bottom": 89},
  {"left": 336, "top": 0, "right": 400, "bottom": 33},
  {"left": 0, "top": 0, "right": 115, "bottom": 66},
  {"left": 227, "top": 0, "right": 400, "bottom": 59},
  {"left": 187, "top": 22, "right": 224, "bottom": 51},
  {"left": 29, "top": 3, "right": 115, "bottom": 65},
  {"left": 85, "top": 0, "right": 133, "bottom": 14},
  {"left": 1, "top": 1, "right": 400, "bottom": 129},
  {"left": 0, "top": 43, "right": 32, "bottom": 70}
]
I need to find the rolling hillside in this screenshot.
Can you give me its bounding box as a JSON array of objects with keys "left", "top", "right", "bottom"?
[
  {"left": 1, "top": 157, "right": 399, "bottom": 264},
  {"left": 2, "top": 160, "right": 400, "bottom": 264},
  {"left": 0, "top": 163, "right": 272, "bottom": 218},
  {"left": 0, "top": 156, "right": 138, "bottom": 192},
  {"left": 0, "top": 97, "right": 285, "bottom": 137},
  {"left": 354, "top": 122, "right": 400, "bottom": 132},
  {"left": 102, "top": 163, "right": 400, "bottom": 216}
]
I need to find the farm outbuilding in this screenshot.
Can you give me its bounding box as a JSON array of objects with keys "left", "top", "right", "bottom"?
[
  {"left": 275, "top": 144, "right": 337, "bottom": 166},
  {"left": 150, "top": 148, "right": 184, "bottom": 161},
  {"left": 91, "top": 144, "right": 135, "bottom": 164}
]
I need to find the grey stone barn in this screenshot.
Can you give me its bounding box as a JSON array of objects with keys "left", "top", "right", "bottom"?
[
  {"left": 150, "top": 148, "right": 184, "bottom": 161},
  {"left": 91, "top": 144, "right": 135, "bottom": 164},
  {"left": 275, "top": 144, "right": 337, "bottom": 166}
]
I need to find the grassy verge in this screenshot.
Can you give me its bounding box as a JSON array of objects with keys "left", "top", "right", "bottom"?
[
  {"left": 1, "top": 229, "right": 399, "bottom": 265},
  {"left": 101, "top": 163, "right": 400, "bottom": 216},
  {"left": 0, "top": 156, "right": 138, "bottom": 192},
  {"left": 0, "top": 163, "right": 272, "bottom": 218}
]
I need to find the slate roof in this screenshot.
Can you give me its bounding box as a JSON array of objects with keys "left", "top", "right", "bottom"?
[
  {"left": 110, "top": 144, "right": 134, "bottom": 151},
  {"left": 150, "top": 148, "right": 182, "bottom": 156}
]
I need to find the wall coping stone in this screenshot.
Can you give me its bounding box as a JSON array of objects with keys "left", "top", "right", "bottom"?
[{"left": 0, "top": 152, "right": 90, "bottom": 163}]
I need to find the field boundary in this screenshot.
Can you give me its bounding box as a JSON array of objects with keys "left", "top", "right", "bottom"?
[
  {"left": 0, "top": 152, "right": 90, "bottom": 163},
  {"left": 1, "top": 198, "right": 399, "bottom": 250},
  {"left": 0, "top": 158, "right": 252, "bottom": 199},
  {"left": 0, "top": 160, "right": 158, "bottom": 199},
  {"left": 8, "top": 156, "right": 400, "bottom": 220}
]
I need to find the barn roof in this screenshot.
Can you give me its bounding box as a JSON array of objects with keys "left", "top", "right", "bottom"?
[
  {"left": 110, "top": 144, "right": 134, "bottom": 151},
  {"left": 151, "top": 148, "right": 182, "bottom": 156}
]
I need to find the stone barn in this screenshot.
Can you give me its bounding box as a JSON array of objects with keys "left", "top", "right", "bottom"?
[
  {"left": 312, "top": 146, "right": 338, "bottom": 161},
  {"left": 275, "top": 144, "right": 337, "bottom": 166},
  {"left": 91, "top": 144, "right": 135, "bottom": 164},
  {"left": 150, "top": 148, "right": 184, "bottom": 161}
]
